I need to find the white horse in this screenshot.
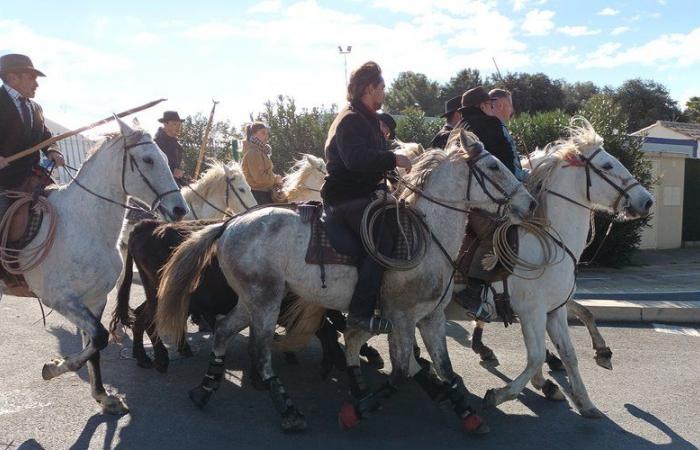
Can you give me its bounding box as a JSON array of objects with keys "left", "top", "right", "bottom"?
[
  {"left": 0, "top": 117, "right": 187, "bottom": 414},
  {"left": 156, "top": 130, "right": 535, "bottom": 432},
  {"left": 280, "top": 153, "right": 326, "bottom": 202},
  {"left": 481, "top": 119, "right": 653, "bottom": 417}
]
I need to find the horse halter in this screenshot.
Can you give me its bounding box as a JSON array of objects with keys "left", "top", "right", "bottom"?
[
  {"left": 465, "top": 144, "right": 524, "bottom": 213},
  {"left": 556, "top": 147, "right": 641, "bottom": 215},
  {"left": 122, "top": 135, "right": 180, "bottom": 212}
]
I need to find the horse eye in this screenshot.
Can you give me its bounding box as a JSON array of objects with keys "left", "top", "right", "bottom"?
[
  {"left": 602, "top": 163, "right": 613, "bottom": 170},
  {"left": 489, "top": 163, "right": 499, "bottom": 171},
  {"left": 238, "top": 188, "right": 245, "bottom": 193},
  {"left": 143, "top": 156, "right": 154, "bottom": 165}
]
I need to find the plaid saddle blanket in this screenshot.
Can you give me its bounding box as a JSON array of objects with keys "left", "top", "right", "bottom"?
[{"left": 301, "top": 201, "right": 419, "bottom": 267}]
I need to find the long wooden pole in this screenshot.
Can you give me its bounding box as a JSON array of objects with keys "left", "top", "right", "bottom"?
[
  {"left": 7, "top": 98, "right": 167, "bottom": 164},
  {"left": 193, "top": 99, "right": 219, "bottom": 179}
]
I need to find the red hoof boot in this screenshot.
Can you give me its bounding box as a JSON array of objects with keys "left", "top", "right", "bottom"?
[
  {"left": 463, "top": 413, "right": 489, "bottom": 435},
  {"left": 338, "top": 403, "right": 360, "bottom": 430}
]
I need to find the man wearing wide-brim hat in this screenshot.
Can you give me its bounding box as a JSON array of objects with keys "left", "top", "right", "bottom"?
[
  {"left": 429, "top": 95, "right": 462, "bottom": 149},
  {"left": 453, "top": 85, "right": 524, "bottom": 323},
  {"left": 0, "top": 53, "right": 64, "bottom": 222},
  {"left": 154, "top": 110, "right": 186, "bottom": 182}
]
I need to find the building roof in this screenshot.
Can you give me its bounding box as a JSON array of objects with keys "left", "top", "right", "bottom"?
[{"left": 634, "top": 120, "right": 700, "bottom": 140}]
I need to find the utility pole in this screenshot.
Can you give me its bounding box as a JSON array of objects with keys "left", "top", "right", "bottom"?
[{"left": 338, "top": 45, "right": 352, "bottom": 87}]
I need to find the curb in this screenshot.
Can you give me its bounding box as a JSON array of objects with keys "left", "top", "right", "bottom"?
[{"left": 572, "top": 299, "right": 700, "bottom": 324}]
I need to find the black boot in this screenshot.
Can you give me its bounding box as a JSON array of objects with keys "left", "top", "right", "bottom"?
[
  {"left": 347, "top": 255, "right": 392, "bottom": 335},
  {"left": 454, "top": 277, "right": 491, "bottom": 322}
]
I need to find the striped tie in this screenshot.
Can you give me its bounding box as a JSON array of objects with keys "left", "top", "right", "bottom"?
[{"left": 19, "top": 96, "right": 32, "bottom": 134}]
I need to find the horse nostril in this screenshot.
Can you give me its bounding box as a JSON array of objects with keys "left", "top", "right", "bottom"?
[
  {"left": 173, "top": 206, "right": 186, "bottom": 219},
  {"left": 644, "top": 199, "right": 653, "bottom": 212},
  {"left": 529, "top": 200, "right": 537, "bottom": 212}
]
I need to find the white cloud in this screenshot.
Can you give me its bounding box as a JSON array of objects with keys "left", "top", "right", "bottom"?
[
  {"left": 542, "top": 45, "right": 578, "bottom": 65},
  {"left": 597, "top": 7, "right": 619, "bottom": 16},
  {"left": 522, "top": 9, "right": 555, "bottom": 36},
  {"left": 129, "top": 32, "right": 162, "bottom": 45},
  {"left": 558, "top": 26, "right": 601, "bottom": 37},
  {"left": 512, "top": 0, "right": 548, "bottom": 12},
  {"left": 248, "top": 0, "right": 283, "bottom": 13},
  {"left": 579, "top": 27, "right": 700, "bottom": 68},
  {"left": 611, "top": 26, "right": 630, "bottom": 35}
]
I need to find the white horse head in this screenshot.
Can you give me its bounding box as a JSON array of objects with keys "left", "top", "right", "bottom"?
[
  {"left": 282, "top": 153, "right": 327, "bottom": 202},
  {"left": 116, "top": 117, "right": 188, "bottom": 221},
  {"left": 439, "top": 129, "right": 535, "bottom": 223},
  {"left": 184, "top": 160, "right": 257, "bottom": 218},
  {"left": 528, "top": 117, "right": 654, "bottom": 220}
]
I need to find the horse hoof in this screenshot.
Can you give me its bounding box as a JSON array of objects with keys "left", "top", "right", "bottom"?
[
  {"left": 463, "top": 413, "right": 489, "bottom": 435},
  {"left": 42, "top": 359, "right": 64, "bottom": 380},
  {"left": 189, "top": 386, "right": 212, "bottom": 409},
  {"left": 479, "top": 348, "right": 499, "bottom": 364},
  {"left": 581, "top": 407, "right": 605, "bottom": 419},
  {"left": 546, "top": 351, "right": 565, "bottom": 372},
  {"left": 250, "top": 370, "right": 267, "bottom": 391},
  {"left": 284, "top": 352, "right": 300, "bottom": 365},
  {"left": 542, "top": 380, "right": 566, "bottom": 401},
  {"left": 179, "top": 347, "right": 195, "bottom": 358},
  {"left": 338, "top": 403, "right": 360, "bottom": 430},
  {"left": 595, "top": 357, "right": 613, "bottom": 370},
  {"left": 595, "top": 348, "right": 613, "bottom": 370},
  {"left": 101, "top": 395, "right": 129, "bottom": 415},
  {"left": 154, "top": 359, "right": 169, "bottom": 374},
  {"left": 135, "top": 357, "right": 153, "bottom": 369},
  {"left": 361, "top": 346, "right": 384, "bottom": 369},
  {"left": 281, "top": 409, "right": 307, "bottom": 432},
  {"left": 482, "top": 389, "right": 497, "bottom": 409}
]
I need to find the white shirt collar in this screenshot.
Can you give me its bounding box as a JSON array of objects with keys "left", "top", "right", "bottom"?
[{"left": 2, "top": 83, "right": 24, "bottom": 102}]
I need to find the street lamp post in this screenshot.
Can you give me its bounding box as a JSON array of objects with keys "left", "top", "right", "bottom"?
[{"left": 338, "top": 45, "right": 352, "bottom": 87}]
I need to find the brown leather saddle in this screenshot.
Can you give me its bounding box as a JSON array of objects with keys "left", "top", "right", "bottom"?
[{"left": 0, "top": 170, "right": 54, "bottom": 297}]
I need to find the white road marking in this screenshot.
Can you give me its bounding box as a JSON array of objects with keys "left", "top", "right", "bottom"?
[{"left": 652, "top": 323, "right": 700, "bottom": 337}]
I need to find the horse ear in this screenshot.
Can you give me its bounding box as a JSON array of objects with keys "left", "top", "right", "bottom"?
[
  {"left": 115, "top": 115, "right": 133, "bottom": 137},
  {"left": 459, "top": 129, "right": 483, "bottom": 158}
]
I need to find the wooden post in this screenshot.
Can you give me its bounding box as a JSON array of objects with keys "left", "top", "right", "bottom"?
[
  {"left": 6, "top": 98, "right": 167, "bottom": 163},
  {"left": 193, "top": 100, "right": 219, "bottom": 179}
]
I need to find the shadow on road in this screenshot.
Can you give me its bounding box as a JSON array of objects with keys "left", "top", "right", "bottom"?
[{"left": 68, "top": 414, "right": 119, "bottom": 450}]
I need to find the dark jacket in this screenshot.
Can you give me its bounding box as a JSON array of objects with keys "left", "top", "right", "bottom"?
[
  {"left": 0, "top": 86, "right": 53, "bottom": 189},
  {"left": 429, "top": 123, "right": 454, "bottom": 149},
  {"left": 321, "top": 100, "right": 396, "bottom": 205},
  {"left": 154, "top": 127, "right": 183, "bottom": 174},
  {"left": 457, "top": 107, "right": 522, "bottom": 176}
]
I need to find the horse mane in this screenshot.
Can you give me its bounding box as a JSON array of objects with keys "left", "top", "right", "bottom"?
[
  {"left": 526, "top": 117, "right": 603, "bottom": 195},
  {"left": 282, "top": 154, "right": 326, "bottom": 197},
  {"left": 396, "top": 147, "right": 465, "bottom": 200},
  {"left": 85, "top": 131, "right": 139, "bottom": 159}
]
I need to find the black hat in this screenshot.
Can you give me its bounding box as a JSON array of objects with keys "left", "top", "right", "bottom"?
[
  {"left": 0, "top": 54, "right": 45, "bottom": 77},
  {"left": 459, "top": 86, "right": 495, "bottom": 111},
  {"left": 377, "top": 112, "right": 397, "bottom": 139},
  {"left": 158, "top": 111, "right": 184, "bottom": 123},
  {"left": 440, "top": 95, "right": 462, "bottom": 118}
]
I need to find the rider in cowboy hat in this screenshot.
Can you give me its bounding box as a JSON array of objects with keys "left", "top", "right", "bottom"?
[
  {"left": 321, "top": 61, "right": 412, "bottom": 334},
  {"left": 154, "top": 110, "right": 186, "bottom": 184},
  {"left": 0, "top": 54, "right": 64, "bottom": 223},
  {"left": 429, "top": 95, "right": 462, "bottom": 149}
]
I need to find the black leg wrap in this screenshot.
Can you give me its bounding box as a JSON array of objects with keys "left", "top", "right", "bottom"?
[
  {"left": 266, "top": 376, "right": 307, "bottom": 432},
  {"left": 413, "top": 367, "right": 450, "bottom": 403},
  {"left": 542, "top": 379, "right": 559, "bottom": 398},
  {"left": 189, "top": 353, "right": 225, "bottom": 409},
  {"left": 445, "top": 375, "right": 474, "bottom": 419},
  {"left": 354, "top": 382, "right": 397, "bottom": 418},
  {"left": 347, "top": 365, "right": 369, "bottom": 399}
]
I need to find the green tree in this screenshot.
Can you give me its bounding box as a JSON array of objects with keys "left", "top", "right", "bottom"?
[
  {"left": 395, "top": 107, "right": 443, "bottom": 148},
  {"left": 253, "top": 95, "right": 336, "bottom": 171},
  {"left": 439, "top": 68, "right": 484, "bottom": 105},
  {"left": 179, "top": 113, "right": 238, "bottom": 176},
  {"left": 384, "top": 71, "right": 442, "bottom": 116},
  {"left": 562, "top": 81, "right": 600, "bottom": 114},
  {"left": 613, "top": 78, "right": 681, "bottom": 132},
  {"left": 493, "top": 72, "right": 566, "bottom": 115},
  {"left": 682, "top": 96, "right": 700, "bottom": 123},
  {"left": 509, "top": 109, "right": 569, "bottom": 154}
]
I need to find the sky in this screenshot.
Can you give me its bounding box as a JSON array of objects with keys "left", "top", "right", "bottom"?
[{"left": 1, "top": 0, "right": 698, "bottom": 134}]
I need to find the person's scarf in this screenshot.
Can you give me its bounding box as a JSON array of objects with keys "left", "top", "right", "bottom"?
[{"left": 249, "top": 135, "right": 272, "bottom": 156}]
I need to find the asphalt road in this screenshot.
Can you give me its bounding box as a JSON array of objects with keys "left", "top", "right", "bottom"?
[{"left": 1, "top": 286, "right": 699, "bottom": 450}]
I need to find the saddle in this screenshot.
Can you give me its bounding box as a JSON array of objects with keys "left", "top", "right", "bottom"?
[{"left": 0, "top": 169, "right": 55, "bottom": 297}]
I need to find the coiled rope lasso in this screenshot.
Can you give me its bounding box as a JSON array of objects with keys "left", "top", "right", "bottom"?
[
  {"left": 483, "top": 217, "right": 568, "bottom": 280},
  {"left": 0, "top": 191, "right": 58, "bottom": 275},
  {"left": 360, "top": 194, "right": 430, "bottom": 271}
]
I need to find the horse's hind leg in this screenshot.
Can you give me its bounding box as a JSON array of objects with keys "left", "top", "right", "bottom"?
[
  {"left": 471, "top": 320, "right": 498, "bottom": 364},
  {"left": 547, "top": 306, "right": 603, "bottom": 418},
  {"left": 567, "top": 300, "right": 612, "bottom": 370},
  {"left": 484, "top": 306, "right": 547, "bottom": 409},
  {"left": 131, "top": 302, "right": 153, "bottom": 369},
  {"left": 415, "top": 309, "right": 488, "bottom": 434},
  {"left": 142, "top": 300, "right": 171, "bottom": 373},
  {"left": 530, "top": 366, "right": 565, "bottom": 401}
]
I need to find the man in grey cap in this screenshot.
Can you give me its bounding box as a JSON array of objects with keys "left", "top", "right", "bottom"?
[
  {"left": 453, "top": 86, "right": 524, "bottom": 322},
  {"left": 429, "top": 95, "right": 462, "bottom": 149},
  {"left": 0, "top": 53, "right": 64, "bottom": 224}
]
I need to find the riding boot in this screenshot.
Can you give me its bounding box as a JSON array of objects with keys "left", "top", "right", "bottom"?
[
  {"left": 347, "top": 254, "right": 392, "bottom": 334},
  {"left": 454, "top": 277, "right": 492, "bottom": 322}
]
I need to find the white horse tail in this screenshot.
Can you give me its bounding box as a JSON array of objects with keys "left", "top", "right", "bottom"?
[
  {"left": 156, "top": 222, "right": 225, "bottom": 343},
  {"left": 274, "top": 296, "right": 326, "bottom": 352}
]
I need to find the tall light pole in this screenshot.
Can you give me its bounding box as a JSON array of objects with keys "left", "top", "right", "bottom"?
[{"left": 338, "top": 45, "right": 352, "bottom": 87}]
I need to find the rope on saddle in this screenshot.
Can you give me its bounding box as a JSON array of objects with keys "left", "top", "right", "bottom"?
[
  {"left": 0, "top": 191, "right": 58, "bottom": 275},
  {"left": 485, "top": 217, "right": 567, "bottom": 281},
  {"left": 359, "top": 193, "right": 430, "bottom": 271}
]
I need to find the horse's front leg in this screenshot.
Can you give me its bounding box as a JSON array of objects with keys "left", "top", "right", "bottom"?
[
  {"left": 471, "top": 320, "right": 498, "bottom": 364},
  {"left": 567, "top": 299, "right": 613, "bottom": 370},
  {"left": 82, "top": 330, "right": 129, "bottom": 414},
  {"left": 131, "top": 301, "right": 153, "bottom": 369},
  {"left": 416, "top": 309, "right": 489, "bottom": 434}
]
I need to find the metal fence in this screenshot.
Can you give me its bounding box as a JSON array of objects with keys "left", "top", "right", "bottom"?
[{"left": 49, "top": 134, "right": 95, "bottom": 185}]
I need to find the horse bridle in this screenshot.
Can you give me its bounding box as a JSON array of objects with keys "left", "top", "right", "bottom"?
[
  {"left": 122, "top": 134, "right": 180, "bottom": 212},
  {"left": 224, "top": 175, "right": 252, "bottom": 211},
  {"left": 547, "top": 147, "right": 640, "bottom": 215}
]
